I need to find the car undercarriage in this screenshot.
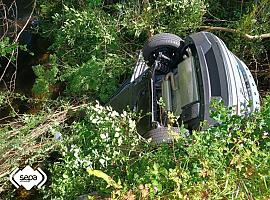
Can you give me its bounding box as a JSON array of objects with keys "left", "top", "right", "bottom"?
[{"left": 108, "top": 32, "right": 260, "bottom": 143}]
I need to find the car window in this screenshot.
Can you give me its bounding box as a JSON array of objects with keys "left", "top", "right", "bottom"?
[
  {"left": 131, "top": 51, "right": 149, "bottom": 82},
  {"left": 173, "top": 55, "right": 199, "bottom": 115}
]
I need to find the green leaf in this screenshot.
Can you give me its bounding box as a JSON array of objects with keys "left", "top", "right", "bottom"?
[{"left": 87, "top": 169, "right": 122, "bottom": 189}]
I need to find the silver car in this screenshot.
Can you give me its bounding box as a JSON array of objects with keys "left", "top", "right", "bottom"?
[{"left": 109, "top": 32, "right": 260, "bottom": 142}]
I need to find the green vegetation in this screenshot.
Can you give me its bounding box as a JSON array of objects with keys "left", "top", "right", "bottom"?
[
  {"left": 0, "top": 0, "right": 269, "bottom": 199},
  {"left": 1, "top": 95, "right": 270, "bottom": 199},
  {"left": 44, "top": 97, "right": 270, "bottom": 199}
]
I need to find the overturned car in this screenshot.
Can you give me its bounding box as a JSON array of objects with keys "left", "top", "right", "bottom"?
[{"left": 108, "top": 32, "right": 260, "bottom": 143}]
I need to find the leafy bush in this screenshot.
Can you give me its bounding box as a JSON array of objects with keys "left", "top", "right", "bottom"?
[
  {"left": 44, "top": 96, "right": 270, "bottom": 199},
  {"left": 34, "top": 0, "right": 206, "bottom": 102},
  {"left": 32, "top": 55, "right": 59, "bottom": 98},
  {"left": 0, "top": 37, "right": 19, "bottom": 58},
  {"left": 117, "top": 0, "right": 206, "bottom": 37},
  {"left": 50, "top": 5, "right": 118, "bottom": 65},
  {"left": 63, "top": 54, "right": 128, "bottom": 102},
  {"left": 36, "top": 4, "right": 134, "bottom": 102},
  {"left": 44, "top": 102, "right": 145, "bottom": 199}
]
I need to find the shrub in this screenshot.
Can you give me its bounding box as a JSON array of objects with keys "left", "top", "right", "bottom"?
[
  {"left": 63, "top": 54, "right": 128, "bottom": 102},
  {"left": 37, "top": 4, "right": 134, "bottom": 102},
  {"left": 32, "top": 55, "right": 59, "bottom": 98},
  {"left": 35, "top": 0, "right": 206, "bottom": 102},
  {"left": 45, "top": 96, "right": 270, "bottom": 199},
  {"left": 118, "top": 0, "right": 206, "bottom": 37},
  {"left": 44, "top": 102, "right": 146, "bottom": 199}
]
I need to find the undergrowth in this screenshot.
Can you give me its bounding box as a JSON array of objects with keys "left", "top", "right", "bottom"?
[
  {"left": 41, "top": 96, "right": 270, "bottom": 199},
  {"left": 2, "top": 95, "right": 268, "bottom": 199}
]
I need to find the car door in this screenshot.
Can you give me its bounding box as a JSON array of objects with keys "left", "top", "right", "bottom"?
[{"left": 131, "top": 69, "right": 152, "bottom": 135}]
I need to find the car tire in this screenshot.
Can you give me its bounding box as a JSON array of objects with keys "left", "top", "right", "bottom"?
[
  {"left": 144, "top": 126, "right": 180, "bottom": 144},
  {"left": 142, "top": 33, "right": 184, "bottom": 66}
]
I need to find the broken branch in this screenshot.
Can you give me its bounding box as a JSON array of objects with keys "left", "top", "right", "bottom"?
[{"left": 200, "top": 26, "right": 270, "bottom": 40}]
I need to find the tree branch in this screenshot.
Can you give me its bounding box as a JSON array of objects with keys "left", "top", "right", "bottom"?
[{"left": 200, "top": 26, "right": 270, "bottom": 40}]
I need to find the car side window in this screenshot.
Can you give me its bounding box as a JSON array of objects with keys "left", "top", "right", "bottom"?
[{"left": 173, "top": 54, "right": 199, "bottom": 115}]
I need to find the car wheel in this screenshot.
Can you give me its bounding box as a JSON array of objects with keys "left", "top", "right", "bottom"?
[
  {"left": 142, "top": 33, "right": 184, "bottom": 67},
  {"left": 144, "top": 126, "right": 180, "bottom": 144}
]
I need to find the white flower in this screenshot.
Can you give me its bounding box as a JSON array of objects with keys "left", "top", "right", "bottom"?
[
  {"left": 118, "top": 137, "right": 123, "bottom": 146},
  {"left": 89, "top": 115, "right": 94, "bottom": 121},
  {"left": 121, "top": 111, "right": 127, "bottom": 118},
  {"left": 115, "top": 131, "right": 120, "bottom": 138},
  {"left": 73, "top": 148, "right": 80, "bottom": 158},
  {"left": 70, "top": 144, "right": 76, "bottom": 151},
  {"left": 92, "top": 149, "right": 98, "bottom": 156},
  {"left": 129, "top": 119, "right": 136, "bottom": 131},
  {"left": 82, "top": 160, "right": 92, "bottom": 168},
  {"left": 63, "top": 174, "right": 68, "bottom": 179},
  {"left": 92, "top": 118, "right": 99, "bottom": 124},
  {"left": 106, "top": 106, "right": 112, "bottom": 111},
  {"left": 110, "top": 110, "right": 119, "bottom": 118},
  {"left": 99, "top": 158, "right": 106, "bottom": 167},
  {"left": 100, "top": 133, "right": 107, "bottom": 140}
]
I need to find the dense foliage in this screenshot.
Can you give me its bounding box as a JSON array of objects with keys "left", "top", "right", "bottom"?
[
  {"left": 34, "top": 0, "right": 206, "bottom": 102},
  {"left": 0, "top": 0, "right": 269, "bottom": 199},
  {"left": 2, "top": 96, "right": 269, "bottom": 199},
  {"left": 1, "top": 95, "right": 269, "bottom": 199},
  {"left": 43, "top": 97, "right": 270, "bottom": 199}
]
